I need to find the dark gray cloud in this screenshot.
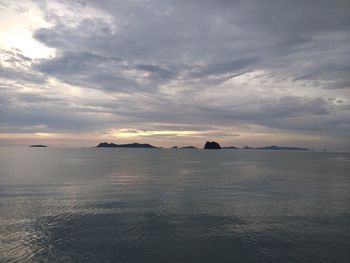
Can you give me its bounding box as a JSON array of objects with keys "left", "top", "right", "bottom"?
[
  {"left": 1, "top": 0, "right": 350, "bottom": 149},
  {"left": 32, "top": 0, "right": 350, "bottom": 88}
]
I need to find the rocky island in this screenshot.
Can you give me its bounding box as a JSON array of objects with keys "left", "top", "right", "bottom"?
[
  {"left": 96, "top": 141, "right": 311, "bottom": 151},
  {"left": 97, "top": 142, "right": 157, "bottom": 148},
  {"left": 29, "top": 145, "right": 48, "bottom": 147},
  {"left": 204, "top": 141, "right": 221, "bottom": 149}
]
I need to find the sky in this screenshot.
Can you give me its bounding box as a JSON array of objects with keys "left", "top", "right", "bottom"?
[{"left": 0, "top": 0, "right": 349, "bottom": 150}]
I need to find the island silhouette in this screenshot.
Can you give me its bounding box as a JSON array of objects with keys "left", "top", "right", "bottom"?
[
  {"left": 241, "top": 145, "right": 310, "bottom": 151},
  {"left": 96, "top": 141, "right": 311, "bottom": 150},
  {"left": 170, "top": 146, "right": 198, "bottom": 149},
  {"left": 204, "top": 141, "right": 221, "bottom": 149},
  {"left": 222, "top": 146, "right": 239, "bottom": 149},
  {"left": 97, "top": 142, "right": 156, "bottom": 148}
]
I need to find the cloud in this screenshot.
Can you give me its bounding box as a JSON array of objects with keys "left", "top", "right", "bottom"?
[
  {"left": 0, "top": 49, "right": 45, "bottom": 84},
  {"left": 0, "top": 0, "right": 349, "bottom": 150}
]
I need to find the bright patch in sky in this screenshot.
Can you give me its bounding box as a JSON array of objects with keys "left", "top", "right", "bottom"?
[
  {"left": 0, "top": 1, "right": 54, "bottom": 58},
  {"left": 0, "top": 0, "right": 349, "bottom": 150}
]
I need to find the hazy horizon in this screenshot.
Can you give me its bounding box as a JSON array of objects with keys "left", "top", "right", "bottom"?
[
  {"left": 2, "top": 142, "right": 348, "bottom": 152},
  {"left": 1, "top": 0, "right": 349, "bottom": 151}
]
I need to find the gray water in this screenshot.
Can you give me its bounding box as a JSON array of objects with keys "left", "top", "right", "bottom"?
[{"left": 0, "top": 147, "right": 349, "bottom": 262}]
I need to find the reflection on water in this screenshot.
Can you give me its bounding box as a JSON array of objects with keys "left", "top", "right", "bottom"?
[{"left": 0, "top": 148, "right": 350, "bottom": 262}]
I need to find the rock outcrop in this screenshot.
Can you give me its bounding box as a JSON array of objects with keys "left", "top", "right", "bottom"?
[{"left": 204, "top": 141, "right": 221, "bottom": 149}]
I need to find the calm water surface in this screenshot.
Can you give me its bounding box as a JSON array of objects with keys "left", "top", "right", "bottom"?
[{"left": 0, "top": 147, "right": 349, "bottom": 262}]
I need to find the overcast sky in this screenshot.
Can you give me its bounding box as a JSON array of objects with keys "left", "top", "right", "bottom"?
[{"left": 0, "top": 0, "right": 349, "bottom": 150}]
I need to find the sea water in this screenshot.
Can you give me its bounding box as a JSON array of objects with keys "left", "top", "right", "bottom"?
[{"left": 0, "top": 147, "right": 349, "bottom": 262}]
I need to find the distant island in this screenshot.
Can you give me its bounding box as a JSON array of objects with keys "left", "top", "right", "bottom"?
[
  {"left": 240, "top": 145, "right": 311, "bottom": 151},
  {"left": 222, "top": 146, "right": 239, "bottom": 149},
  {"left": 170, "top": 146, "right": 198, "bottom": 149},
  {"left": 207, "top": 142, "right": 311, "bottom": 151},
  {"left": 29, "top": 145, "right": 48, "bottom": 147},
  {"left": 96, "top": 142, "right": 311, "bottom": 151},
  {"left": 242, "top": 146, "right": 254, "bottom": 149},
  {"left": 204, "top": 141, "right": 221, "bottom": 149},
  {"left": 97, "top": 142, "right": 157, "bottom": 148},
  {"left": 181, "top": 146, "right": 198, "bottom": 149}
]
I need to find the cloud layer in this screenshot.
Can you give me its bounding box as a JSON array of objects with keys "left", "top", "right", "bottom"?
[{"left": 0, "top": 0, "right": 349, "bottom": 150}]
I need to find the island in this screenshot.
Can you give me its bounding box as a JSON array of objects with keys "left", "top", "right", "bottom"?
[
  {"left": 97, "top": 142, "right": 157, "bottom": 148},
  {"left": 29, "top": 145, "right": 48, "bottom": 147},
  {"left": 243, "top": 145, "right": 254, "bottom": 149},
  {"left": 242, "top": 145, "right": 311, "bottom": 151},
  {"left": 222, "top": 146, "right": 239, "bottom": 149},
  {"left": 204, "top": 141, "right": 221, "bottom": 149},
  {"left": 181, "top": 146, "right": 198, "bottom": 149},
  {"left": 205, "top": 143, "right": 311, "bottom": 151},
  {"left": 96, "top": 142, "right": 311, "bottom": 151}
]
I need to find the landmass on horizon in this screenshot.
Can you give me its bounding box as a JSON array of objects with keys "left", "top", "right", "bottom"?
[
  {"left": 96, "top": 141, "right": 312, "bottom": 151},
  {"left": 96, "top": 142, "right": 156, "bottom": 148}
]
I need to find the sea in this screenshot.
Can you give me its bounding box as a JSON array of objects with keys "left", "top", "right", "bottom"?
[{"left": 0, "top": 147, "right": 349, "bottom": 262}]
